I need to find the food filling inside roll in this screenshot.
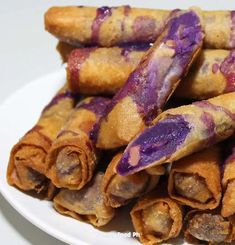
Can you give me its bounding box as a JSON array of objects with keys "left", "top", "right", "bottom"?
[
  {"left": 57, "top": 175, "right": 102, "bottom": 216},
  {"left": 142, "top": 202, "right": 173, "bottom": 238},
  {"left": 188, "top": 213, "right": 231, "bottom": 243},
  {"left": 54, "top": 172, "right": 114, "bottom": 227},
  {"left": 173, "top": 173, "right": 213, "bottom": 203},
  {"left": 107, "top": 173, "right": 150, "bottom": 203},
  {"left": 117, "top": 115, "right": 190, "bottom": 175},
  {"left": 14, "top": 146, "right": 47, "bottom": 191},
  {"left": 55, "top": 147, "right": 82, "bottom": 183}
]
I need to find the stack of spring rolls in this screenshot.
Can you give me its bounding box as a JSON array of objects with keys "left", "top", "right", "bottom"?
[{"left": 6, "top": 4, "right": 235, "bottom": 244}]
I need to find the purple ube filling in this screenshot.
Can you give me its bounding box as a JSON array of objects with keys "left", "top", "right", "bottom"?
[
  {"left": 116, "top": 115, "right": 190, "bottom": 175},
  {"left": 101, "top": 10, "right": 203, "bottom": 125},
  {"left": 77, "top": 97, "right": 110, "bottom": 116}
]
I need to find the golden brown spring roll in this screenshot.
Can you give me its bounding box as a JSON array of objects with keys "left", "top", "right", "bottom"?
[
  {"left": 102, "top": 152, "right": 164, "bottom": 208},
  {"left": 184, "top": 210, "right": 235, "bottom": 244},
  {"left": 222, "top": 147, "right": 235, "bottom": 217},
  {"left": 66, "top": 45, "right": 148, "bottom": 94},
  {"left": 168, "top": 147, "right": 221, "bottom": 210},
  {"left": 66, "top": 46, "right": 235, "bottom": 99},
  {"left": 46, "top": 97, "right": 110, "bottom": 190},
  {"left": 54, "top": 172, "right": 115, "bottom": 227},
  {"left": 131, "top": 188, "right": 183, "bottom": 244},
  {"left": 45, "top": 6, "right": 235, "bottom": 49},
  {"left": 175, "top": 49, "right": 235, "bottom": 100},
  {"left": 44, "top": 6, "right": 169, "bottom": 47},
  {"left": 116, "top": 92, "right": 235, "bottom": 176},
  {"left": 7, "top": 86, "right": 76, "bottom": 198},
  {"left": 93, "top": 9, "right": 203, "bottom": 149}
]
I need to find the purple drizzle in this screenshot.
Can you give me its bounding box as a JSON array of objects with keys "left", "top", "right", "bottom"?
[
  {"left": 230, "top": 11, "right": 235, "bottom": 48},
  {"left": 200, "top": 112, "right": 216, "bottom": 144},
  {"left": 132, "top": 16, "right": 157, "bottom": 43},
  {"left": 119, "top": 42, "right": 152, "bottom": 50},
  {"left": 101, "top": 10, "right": 203, "bottom": 125},
  {"left": 194, "top": 100, "right": 235, "bottom": 121},
  {"left": 67, "top": 48, "right": 96, "bottom": 92},
  {"left": 77, "top": 97, "right": 110, "bottom": 117},
  {"left": 91, "top": 6, "right": 112, "bottom": 44},
  {"left": 116, "top": 115, "right": 190, "bottom": 175},
  {"left": 124, "top": 5, "right": 131, "bottom": 16},
  {"left": 120, "top": 43, "right": 151, "bottom": 61},
  {"left": 220, "top": 50, "right": 235, "bottom": 92},
  {"left": 78, "top": 97, "right": 111, "bottom": 143},
  {"left": 42, "top": 91, "right": 77, "bottom": 113},
  {"left": 121, "top": 5, "right": 131, "bottom": 31}
]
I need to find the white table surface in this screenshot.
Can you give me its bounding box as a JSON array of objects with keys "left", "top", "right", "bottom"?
[{"left": 1, "top": 1, "right": 235, "bottom": 244}]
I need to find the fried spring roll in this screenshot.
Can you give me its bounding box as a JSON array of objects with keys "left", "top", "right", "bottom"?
[
  {"left": 66, "top": 45, "right": 149, "bottom": 94},
  {"left": 46, "top": 97, "right": 110, "bottom": 190},
  {"left": 168, "top": 147, "right": 221, "bottom": 210},
  {"left": 7, "top": 86, "right": 76, "bottom": 197},
  {"left": 131, "top": 189, "right": 183, "bottom": 244},
  {"left": 175, "top": 49, "right": 235, "bottom": 99},
  {"left": 54, "top": 172, "right": 115, "bottom": 227},
  {"left": 45, "top": 6, "right": 235, "bottom": 49},
  {"left": 94, "top": 10, "right": 203, "bottom": 149},
  {"left": 45, "top": 6, "right": 169, "bottom": 47},
  {"left": 102, "top": 152, "right": 164, "bottom": 208},
  {"left": 65, "top": 46, "right": 235, "bottom": 99},
  {"left": 117, "top": 92, "right": 235, "bottom": 176},
  {"left": 222, "top": 147, "right": 235, "bottom": 217},
  {"left": 184, "top": 210, "right": 235, "bottom": 243}
]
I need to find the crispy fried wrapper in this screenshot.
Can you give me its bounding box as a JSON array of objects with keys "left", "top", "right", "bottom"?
[
  {"left": 66, "top": 45, "right": 148, "bottom": 95},
  {"left": 94, "top": 9, "right": 203, "bottom": 149},
  {"left": 175, "top": 50, "right": 235, "bottom": 100},
  {"left": 7, "top": 86, "right": 76, "bottom": 198},
  {"left": 131, "top": 187, "right": 183, "bottom": 244},
  {"left": 117, "top": 92, "right": 235, "bottom": 176},
  {"left": 184, "top": 210, "right": 235, "bottom": 244},
  {"left": 53, "top": 172, "right": 115, "bottom": 227},
  {"left": 222, "top": 146, "right": 235, "bottom": 217},
  {"left": 45, "top": 6, "right": 235, "bottom": 49},
  {"left": 168, "top": 147, "right": 221, "bottom": 210},
  {"left": 102, "top": 152, "right": 164, "bottom": 208},
  {"left": 46, "top": 97, "right": 110, "bottom": 190}
]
